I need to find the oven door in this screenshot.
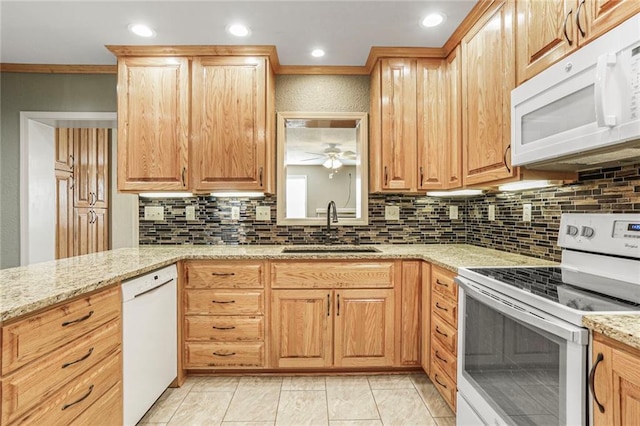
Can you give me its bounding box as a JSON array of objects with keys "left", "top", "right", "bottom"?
[{"left": 456, "top": 277, "right": 588, "bottom": 426}]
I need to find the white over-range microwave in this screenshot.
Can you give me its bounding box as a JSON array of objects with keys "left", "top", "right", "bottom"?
[{"left": 511, "top": 13, "right": 640, "bottom": 171}]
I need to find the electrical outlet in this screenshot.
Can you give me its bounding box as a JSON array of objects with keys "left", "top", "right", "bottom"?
[
  {"left": 231, "top": 206, "right": 241, "bottom": 220},
  {"left": 385, "top": 205, "right": 400, "bottom": 221},
  {"left": 185, "top": 205, "right": 196, "bottom": 221},
  {"left": 144, "top": 206, "right": 164, "bottom": 221},
  {"left": 256, "top": 206, "right": 271, "bottom": 221},
  {"left": 523, "top": 204, "right": 532, "bottom": 222},
  {"left": 488, "top": 204, "right": 496, "bottom": 221},
  {"left": 449, "top": 205, "right": 459, "bottom": 220}
]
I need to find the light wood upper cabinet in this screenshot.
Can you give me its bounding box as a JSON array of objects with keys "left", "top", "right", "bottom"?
[
  {"left": 592, "top": 333, "right": 640, "bottom": 425},
  {"left": 516, "top": 0, "right": 640, "bottom": 85},
  {"left": 516, "top": 0, "right": 577, "bottom": 85},
  {"left": 116, "top": 56, "right": 190, "bottom": 191},
  {"left": 462, "top": 0, "right": 516, "bottom": 186},
  {"left": 370, "top": 57, "right": 459, "bottom": 192},
  {"left": 444, "top": 47, "right": 463, "bottom": 190},
  {"left": 191, "top": 56, "right": 268, "bottom": 192},
  {"left": 373, "top": 58, "right": 417, "bottom": 192}
]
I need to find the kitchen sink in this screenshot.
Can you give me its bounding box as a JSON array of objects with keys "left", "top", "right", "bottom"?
[{"left": 281, "top": 246, "right": 381, "bottom": 254}]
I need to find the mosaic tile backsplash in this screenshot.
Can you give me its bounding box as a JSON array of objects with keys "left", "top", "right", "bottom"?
[{"left": 139, "top": 163, "right": 640, "bottom": 262}]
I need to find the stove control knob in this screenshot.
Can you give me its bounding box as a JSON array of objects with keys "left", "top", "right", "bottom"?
[
  {"left": 566, "top": 225, "right": 579, "bottom": 236},
  {"left": 581, "top": 226, "right": 595, "bottom": 238}
]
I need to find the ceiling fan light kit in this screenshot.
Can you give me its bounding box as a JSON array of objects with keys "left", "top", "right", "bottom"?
[{"left": 322, "top": 158, "right": 343, "bottom": 170}]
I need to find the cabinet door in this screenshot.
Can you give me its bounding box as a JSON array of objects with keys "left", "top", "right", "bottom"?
[
  {"left": 55, "top": 128, "right": 74, "bottom": 172},
  {"left": 73, "top": 208, "right": 108, "bottom": 256},
  {"left": 334, "top": 289, "right": 394, "bottom": 368},
  {"left": 585, "top": 0, "right": 640, "bottom": 44},
  {"left": 55, "top": 170, "right": 74, "bottom": 259},
  {"left": 93, "top": 129, "right": 109, "bottom": 209},
  {"left": 516, "top": 0, "right": 577, "bottom": 84},
  {"left": 73, "top": 128, "right": 96, "bottom": 208},
  {"left": 417, "top": 59, "right": 447, "bottom": 190},
  {"left": 462, "top": 0, "right": 516, "bottom": 186},
  {"left": 117, "top": 57, "right": 190, "bottom": 191},
  {"left": 398, "top": 261, "right": 421, "bottom": 366},
  {"left": 271, "top": 290, "right": 332, "bottom": 368},
  {"left": 445, "top": 46, "right": 463, "bottom": 189},
  {"left": 421, "top": 262, "right": 431, "bottom": 375},
  {"left": 378, "top": 58, "right": 417, "bottom": 192},
  {"left": 191, "top": 56, "right": 267, "bottom": 191}
]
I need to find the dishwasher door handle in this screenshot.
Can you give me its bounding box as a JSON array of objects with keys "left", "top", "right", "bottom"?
[{"left": 133, "top": 278, "right": 175, "bottom": 299}]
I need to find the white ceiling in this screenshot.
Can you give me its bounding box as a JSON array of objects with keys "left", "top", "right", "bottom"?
[{"left": 0, "top": 1, "right": 477, "bottom": 66}]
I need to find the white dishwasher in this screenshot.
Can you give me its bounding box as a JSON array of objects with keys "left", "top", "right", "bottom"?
[{"left": 122, "top": 264, "right": 177, "bottom": 426}]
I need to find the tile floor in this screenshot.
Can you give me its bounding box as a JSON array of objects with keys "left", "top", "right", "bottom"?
[{"left": 139, "top": 373, "right": 456, "bottom": 426}]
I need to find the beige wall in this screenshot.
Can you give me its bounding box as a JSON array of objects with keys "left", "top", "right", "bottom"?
[{"left": 276, "top": 75, "right": 369, "bottom": 112}]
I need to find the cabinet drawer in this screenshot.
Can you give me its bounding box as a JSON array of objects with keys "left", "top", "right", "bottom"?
[
  {"left": 431, "top": 313, "right": 457, "bottom": 354},
  {"left": 185, "top": 342, "right": 264, "bottom": 368},
  {"left": 186, "top": 261, "right": 264, "bottom": 288},
  {"left": 185, "top": 316, "right": 264, "bottom": 341},
  {"left": 1, "top": 319, "right": 120, "bottom": 425},
  {"left": 11, "top": 350, "right": 121, "bottom": 425},
  {"left": 432, "top": 290, "right": 458, "bottom": 328},
  {"left": 271, "top": 261, "right": 394, "bottom": 289},
  {"left": 2, "top": 286, "right": 120, "bottom": 375},
  {"left": 69, "top": 382, "right": 122, "bottom": 426},
  {"left": 185, "top": 290, "right": 264, "bottom": 315},
  {"left": 431, "top": 335, "right": 456, "bottom": 383},
  {"left": 430, "top": 359, "right": 456, "bottom": 411},
  {"left": 432, "top": 267, "right": 458, "bottom": 301}
]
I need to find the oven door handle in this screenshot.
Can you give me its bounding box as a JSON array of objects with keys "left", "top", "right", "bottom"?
[{"left": 456, "top": 277, "right": 589, "bottom": 345}]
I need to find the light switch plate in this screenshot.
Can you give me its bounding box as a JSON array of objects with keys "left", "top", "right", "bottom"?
[
  {"left": 185, "top": 205, "right": 196, "bottom": 221},
  {"left": 385, "top": 205, "right": 400, "bottom": 221},
  {"left": 523, "top": 204, "right": 532, "bottom": 222},
  {"left": 256, "top": 206, "right": 271, "bottom": 221},
  {"left": 488, "top": 204, "right": 496, "bottom": 221},
  {"left": 144, "top": 206, "right": 164, "bottom": 221},
  {"left": 231, "top": 206, "right": 241, "bottom": 220},
  {"left": 449, "top": 205, "right": 459, "bottom": 220}
]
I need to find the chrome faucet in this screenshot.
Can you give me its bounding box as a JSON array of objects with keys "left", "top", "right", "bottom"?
[{"left": 326, "top": 200, "right": 339, "bottom": 244}]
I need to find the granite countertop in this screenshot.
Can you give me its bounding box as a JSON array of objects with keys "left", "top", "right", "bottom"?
[
  {"left": 0, "top": 244, "right": 557, "bottom": 323},
  {"left": 583, "top": 315, "right": 640, "bottom": 351}
]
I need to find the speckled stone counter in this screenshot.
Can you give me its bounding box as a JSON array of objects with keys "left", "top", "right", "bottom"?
[
  {"left": 0, "top": 244, "right": 557, "bottom": 323},
  {"left": 584, "top": 315, "right": 640, "bottom": 351}
]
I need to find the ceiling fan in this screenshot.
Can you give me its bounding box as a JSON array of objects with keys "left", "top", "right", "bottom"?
[{"left": 301, "top": 143, "right": 357, "bottom": 170}]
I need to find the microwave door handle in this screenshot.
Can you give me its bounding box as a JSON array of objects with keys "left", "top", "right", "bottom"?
[
  {"left": 595, "top": 53, "right": 617, "bottom": 128},
  {"left": 455, "top": 277, "right": 588, "bottom": 345}
]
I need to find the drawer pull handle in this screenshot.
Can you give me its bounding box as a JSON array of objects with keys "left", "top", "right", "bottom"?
[
  {"left": 213, "top": 351, "right": 236, "bottom": 357},
  {"left": 211, "top": 272, "right": 235, "bottom": 276},
  {"left": 62, "top": 347, "right": 94, "bottom": 369},
  {"left": 62, "top": 310, "right": 94, "bottom": 327},
  {"left": 337, "top": 294, "right": 340, "bottom": 316},
  {"left": 211, "top": 300, "right": 236, "bottom": 304},
  {"left": 61, "top": 384, "right": 94, "bottom": 410},
  {"left": 435, "top": 279, "right": 449, "bottom": 288},
  {"left": 435, "top": 302, "right": 448, "bottom": 312},
  {"left": 589, "top": 352, "right": 606, "bottom": 413},
  {"left": 212, "top": 325, "right": 236, "bottom": 330},
  {"left": 327, "top": 294, "right": 330, "bottom": 317},
  {"left": 435, "top": 350, "right": 448, "bottom": 364},
  {"left": 435, "top": 326, "right": 448, "bottom": 338},
  {"left": 434, "top": 374, "right": 448, "bottom": 389}
]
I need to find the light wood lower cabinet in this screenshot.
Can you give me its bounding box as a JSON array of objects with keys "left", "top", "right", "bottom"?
[
  {"left": 271, "top": 289, "right": 395, "bottom": 369},
  {"left": 429, "top": 265, "right": 458, "bottom": 412},
  {"left": 183, "top": 261, "right": 266, "bottom": 369},
  {"left": 592, "top": 333, "right": 640, "bottom": 425},
  {"left": 0, "top": 286, "right": 122, "bottom": 425}
]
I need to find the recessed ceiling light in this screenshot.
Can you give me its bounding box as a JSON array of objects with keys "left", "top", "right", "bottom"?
[
  {"left": 421, "top": 12, "right": 446, "bottom": 28},
  {"left": 227, "top": 24, "right": 251, "bottom": 37},
  {"left": 311, "top": 49, "right": 325, "bottom": 58},
  {"left": 128, "top": 24, "right": 156, "bottom": 38}
]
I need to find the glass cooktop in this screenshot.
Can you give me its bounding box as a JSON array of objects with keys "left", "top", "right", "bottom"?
[{"left": 467, "top": 266, "right": 640, "bottom": 312}]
